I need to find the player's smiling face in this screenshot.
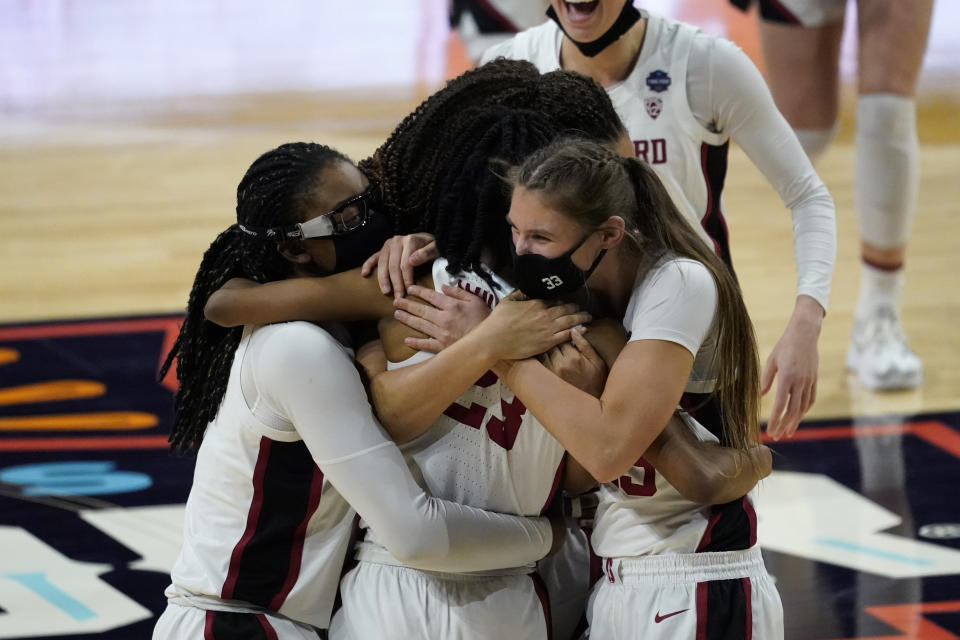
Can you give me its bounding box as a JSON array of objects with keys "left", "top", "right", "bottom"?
[
  {"left": 508, "top": 187, "right": 593, "bottom": 264},
  {"left": 550, "top": 0, "right": 626, "bottom": 43}
]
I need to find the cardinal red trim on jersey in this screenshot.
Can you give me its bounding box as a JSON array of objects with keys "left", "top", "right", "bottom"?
[
  {"left": 223, "top": 437, "right": 272, "bottom": 600},
  {"left": 270, "top": 466, "right": 325, "bottom": 611},
  {"left": 742, "top": 578, "right": 753, "bottom": 640},
  {"left": 530, "top": 572, "right": 554, "bottom": 640},
  {"left": 695, "top": 581, "right": 709, "bottom": 640},
  {"left": 539, "top": 458, "right": 565, "bottom": 515},
  {"left": 699, "top": 142, "right": 734, "bottom": 273}
]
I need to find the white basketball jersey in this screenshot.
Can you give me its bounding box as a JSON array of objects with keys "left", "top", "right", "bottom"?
[
  {"left": 591, "top": 413, "right": 759, "bottom": 559},
  {"left": 358, "top": 259, "right": 565, "bottom": 571},
  {"left": 483, "top": 12, "right": 734, "bottom": 265},
  {"left": 167, "top": 325, "right": 355, "bottom": 629}
]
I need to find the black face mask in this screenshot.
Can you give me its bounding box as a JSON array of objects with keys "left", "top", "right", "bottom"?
[
  {"left": 512, "top": 233, "right": 606, "bottom": 299},
  {"left": 546, "top": 0, "right": 642, "bottom": 58},
  {"left": 330, "top": 211, "right": 393, "bottom": 274}
]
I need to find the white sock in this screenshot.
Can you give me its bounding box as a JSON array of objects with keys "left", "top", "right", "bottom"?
[
  {"left": 855, "top": 262, "right": 904, "bottom": 322},
  {"left": 855, "top": 94, "right": 919, "bottom": 249}
]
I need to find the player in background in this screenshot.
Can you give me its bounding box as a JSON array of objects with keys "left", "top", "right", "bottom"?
[
  {"left": 153, "top": 142, "right": 577, "bottom": 639},
  {"left": 730, "top": 0, "right": 932, "bottom": 390},
  {"left": 482, "top": 0, "right": 836, "bottom": 438}
]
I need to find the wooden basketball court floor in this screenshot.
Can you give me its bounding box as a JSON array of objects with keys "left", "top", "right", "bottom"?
[{"left": 0, "top": 1, "right": 958, "bottom": 638}]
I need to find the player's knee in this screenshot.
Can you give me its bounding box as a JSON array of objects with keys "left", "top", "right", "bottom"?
[{"left": 794, "top": 125, "right": 839, "bottom": 162}]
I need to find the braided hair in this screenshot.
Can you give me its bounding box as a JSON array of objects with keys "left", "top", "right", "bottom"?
[
  {"left": 362, "top": 59, "right": 626, "bottom": 279},
  {"left": 160, "top": 142, "right": 351, "bottom": 453}
]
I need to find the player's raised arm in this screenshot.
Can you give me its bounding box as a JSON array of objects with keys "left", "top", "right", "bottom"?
[{"left": 204, "top": 268, "right": 394, "bottom": 327}]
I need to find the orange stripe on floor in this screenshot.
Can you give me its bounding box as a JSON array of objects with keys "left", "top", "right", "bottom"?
[
  {"left": 0, "top": 435, "right": 170, "bottom": 452},
  {"left": 0, "top": 348, "right": 19, "bottom": 365},
  {"left": 914, "top": 422, "right": 960, "bottom": 460},
  {"left": 764, "top": 421, "right": 960, "bottom": 460},
  {"left": 0, "top": 412, "right": 157, "bottom": 431},
  {"left": 0, "top": 317, "right": 182, "bottom": 341},
  {"left": 834, "top": 600, "right": 960, "bottom": 640},
  {"left": 0, "top": 380, "right": 106, "bottom": 406},
  {"left": 763, "top": 423, "right": 910, "bottom": 442}
]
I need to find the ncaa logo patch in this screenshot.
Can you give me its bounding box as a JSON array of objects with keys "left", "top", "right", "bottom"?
[
  {"left": 645, "top": 97, "right": 663, "bottom": 119},
  {"left": 646, "top": 69, "right": 671, "bottom": 93}
]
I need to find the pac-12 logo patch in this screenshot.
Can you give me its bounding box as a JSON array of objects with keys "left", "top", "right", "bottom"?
[
  {"left": 646, "top": 69, "right": 671, "bottom": 93},
  {"left": 645, "top": 97, "right": 663, "bottom": 119}
]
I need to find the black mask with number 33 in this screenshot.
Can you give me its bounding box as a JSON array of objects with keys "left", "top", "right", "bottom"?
[{"left": 511, "top": 234, "right": 606, "bottom": 300}]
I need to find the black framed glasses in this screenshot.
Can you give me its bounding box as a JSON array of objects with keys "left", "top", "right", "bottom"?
[{"left": 238, "top": 185, "right": 381, "bottom": 241}]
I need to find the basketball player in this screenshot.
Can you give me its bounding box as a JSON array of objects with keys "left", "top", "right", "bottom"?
[
  {"left": 476, "top": 136, "right": 783, "bottom": 639},
  {"left": 480, "top": 0, "right": 837, "bottom": 439},
  {"left": 203, "top": 62, "right": 771, "bottom": 640},
  {"left": 152, "top": 142, "right": 583, "bottom": 640},
  {"left": 730, "top": 0, "right": 932, "bottom": 390}
]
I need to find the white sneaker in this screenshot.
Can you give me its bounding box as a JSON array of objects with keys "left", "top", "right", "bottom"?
[{"left": 846, "top": 306, "right": 923, "bottom": 390}]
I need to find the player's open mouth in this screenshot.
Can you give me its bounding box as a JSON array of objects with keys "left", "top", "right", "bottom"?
[{"left": 562, "top": 0, "right": 600, "bottom": 24}]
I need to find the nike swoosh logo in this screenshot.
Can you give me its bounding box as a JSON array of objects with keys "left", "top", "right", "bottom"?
[{"left": 654, "top": 609, "right": 689, "bottom": 623}]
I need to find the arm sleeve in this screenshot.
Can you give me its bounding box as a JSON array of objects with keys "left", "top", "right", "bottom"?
[
  {"left": 687, "top": 37, "right": 837, "bottom": 311},
  {"left": 253, "top": 323, "right": 552, "bottom": 571},
  {"left": 626, "top": 260, "right": 717, "bottom": 356}
]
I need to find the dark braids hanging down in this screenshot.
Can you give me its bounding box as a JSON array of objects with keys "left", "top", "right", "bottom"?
[
  {"left": 160, "top": 142, "right": 350, "bottom": 454},
  {"left": 361, "top": 58, "right": 626, "bottom": 281},
  {"left": 431, "top": 106, "right": 562, "bottom": 277}
]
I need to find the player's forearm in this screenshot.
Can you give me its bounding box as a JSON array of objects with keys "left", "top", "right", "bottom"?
[
  {"left": 205, "top": 278, "right": 335, "bottom": 327},
  {"left": 499, "top": 358, "right": 663, "bottom": 483},
  {"left": 664, "top": 441, "right": 770, "bottom": 505},
  {"left": 205, "top": 272, "right": 394, "bottom": 327},
  {"left": 792, "top": 197, "right": 837, "bottom": 311},
  {"left": 369, "top": 332, "right": 501, "bottom": 443},
  {"left": 320, "top": 441, "right": 552, "bottom": 572},
  {"left": 645, "top": 414, "right": 772, "bottom": 505},
  {"left": 702, "top": 444, "right": 772, "bottom": 504},
  {"left": 399, "top": 497, "right": 554, "bottom": 572}
]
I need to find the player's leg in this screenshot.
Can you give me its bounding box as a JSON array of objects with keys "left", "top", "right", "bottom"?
[
  {"left": 153, "top": 603, "right": 203, "bottom": 640},
  {"left": 154, "top": 603, "right": 322, "bottom": 640},
  {"left": 747, "top": 570, "right": 785, "bottom": 639},
  {"left": 586, "top": 580, "right": 696, "bottom": 639},
  {"left": 756, "top": 3, "right": 846, "bottom": 160},
  {"left": 333, "top": 562, "right": 550, "bottom": 639},
  {"left": 536, "top": 519, "right": 593, "bottom": 640},
  {"left": 847, "top": 0, "right": 934, "bottom": 390},
  {"left": 586, "top": 550, "right": 781, "bottom": 639}
]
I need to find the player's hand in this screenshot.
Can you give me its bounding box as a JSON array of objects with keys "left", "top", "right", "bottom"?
[
  {"left": 763, "top": 296, "right": 823, "bottom": 440},
  {"left": 540, "top": 326, "right": 607, "bottom": 397},
  {"left": 397, "top": 284, "right": 491, "bottom": 353},
  {"left": 359, "top": 233, "right": 438, "bottom": 298},
  {"left": 477, "top": 291, "right": 592, "bottom": 361}
]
